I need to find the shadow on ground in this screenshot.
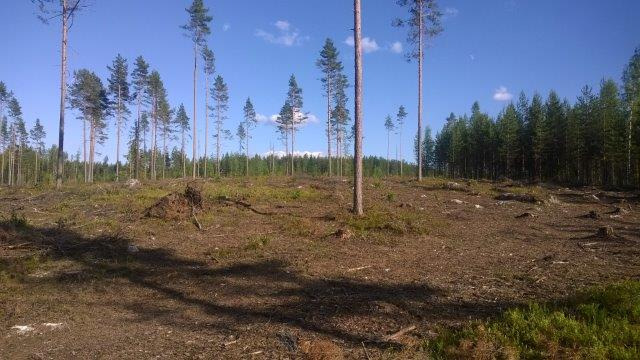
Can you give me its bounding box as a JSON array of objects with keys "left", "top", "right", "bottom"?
[{"left": 0, "top": 220, "right": 515, "bottom": 349}]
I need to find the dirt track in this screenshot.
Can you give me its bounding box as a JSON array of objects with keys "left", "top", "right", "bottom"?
[{"left": 1, "top": 177, "right": 639, "bottom": 359}]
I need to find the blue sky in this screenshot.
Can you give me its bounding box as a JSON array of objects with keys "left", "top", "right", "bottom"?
[{"left": 1, "top": 0, "right": 639, "bottom": 162}]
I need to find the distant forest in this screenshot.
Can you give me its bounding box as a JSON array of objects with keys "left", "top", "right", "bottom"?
[{"left": 1, "top": 0, "right": 639, "bottom": 188}]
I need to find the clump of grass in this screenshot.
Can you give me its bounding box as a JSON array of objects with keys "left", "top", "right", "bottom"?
[
  {"left": 386, "top": 192, "right": 396, "bottom": 202},
  {"left": 278, "top": 216, "right": 315, "bottom": 237},
  {"left": 426, "top": 281, "right": 640, "bottom": 359},
  {"left": 245, "top": 235, "right": 272, "bottom": 250},
  {"left": 8, "top": 211, "right": 28, "bottom": 229},
  {"left": 0, "top": 255, "right": 47, "bottom": 283}
]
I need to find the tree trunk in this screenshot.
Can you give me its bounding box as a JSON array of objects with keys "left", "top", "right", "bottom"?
[
  {"left": 56, "top": 0, "right": 68, "bottom": 189},
  {"left": 628, "top": 110, "right": 633, "bottom": 185},
  {"left": 34, "top": 151, "right": 38, "bottom": 184},
  {"left": 352, "top": 0, "right": 364, "bottom": 216},
  {"left": 387, "top": 130, "right": 390, "bottom": 175},
  {"left": 182, "top": 129, "right": 186, "bottom": 178},
  {"left": 204, "top": 74, "right": 209, "bottom": 178},
  {"left": 192, "top": 43, "right": 198, "bottom": 179},
  {"left": 116, "top": 84, "right": 121, "bottom": 182},
  {"left": 327, "top": 79, "right": 332, "bottom": 176},
  {"left": 216, "top": 107, "right": 221, "bottom": 176},
  {"left": 417, "top": 1, "right": 424, "bottom": 181},
  {"left": 83, "top": 117, "right": 87, "bottom": 182},
  {"left": 399, "top": 125, "right": 403, "bottom": 176},
  {"left": 246, "top": 130, "right": 249, "bottom": 176},
  {"left": 134, "top": 96, "right": 141, "bottom": 179},
  {"left": 152, "top": 99, "right": 157, "bottom": 181},
  {"left": 291, "top": 125, "right": 295, "bottom": 176}
]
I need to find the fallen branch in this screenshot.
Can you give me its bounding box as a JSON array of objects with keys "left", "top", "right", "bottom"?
[
  {"left": 382, "top": 325, "right": 416, "bottom": 342},
  {"left": 347, "top": 265, "right": 371, "bottom": 272}
]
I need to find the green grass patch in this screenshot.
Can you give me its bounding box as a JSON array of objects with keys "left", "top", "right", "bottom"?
[
  {"left": 245, "top": 234, "right": 272, "bottom": 250},
  {"left": 426, "top": 281, "right": 640, "bottom": 359}
]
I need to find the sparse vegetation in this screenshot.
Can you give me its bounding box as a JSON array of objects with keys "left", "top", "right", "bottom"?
[{"left": 426, "top": 281, "right": 640, "bottom": 359}]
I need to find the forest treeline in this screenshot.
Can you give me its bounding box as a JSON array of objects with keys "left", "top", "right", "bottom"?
[
  {"left": 1, "top": 1, "right": 639, "bottom": 191},
  {"left": 2, "top": 45, "right": 639, "bottom": 187},
  {"left": 411, "top": 48, "right": 640, "bottom": 188}
]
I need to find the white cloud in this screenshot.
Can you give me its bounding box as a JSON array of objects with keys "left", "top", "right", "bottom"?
[
  {"left": 260, "top": 112, "right": 320, "bottom": 126},
  {"left": 255, "top": 20, "right": 308, "bottom": 47},
  {"left": 444, "top": 7, "right": 459, "bottom": 18},
  {"left": 493, "top": 86, "right": 513, "bottom": 101},
  {"left": 256, "top": 113, "right": 269, "bottom": 122},
  {"left": 222, "top": 23, "right": 230, "bottom": 32},
  {"left": 345, "top": 36, "right": 380, "bottom": 53},
  {"left": 274, "top": 20, "right": 290, "bottom": 31},
  {"left": 390, "top": 41, "right": 403, "bottom": 54},
  {"left": 264, "top": 150, "right": 323, "bottom": 158}
]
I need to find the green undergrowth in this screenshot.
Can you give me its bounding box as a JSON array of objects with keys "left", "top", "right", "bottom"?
[{"left": 426, "top": 281, "right": 640, "bottom": 359}]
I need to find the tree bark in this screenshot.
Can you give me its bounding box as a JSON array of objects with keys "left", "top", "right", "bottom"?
[
  {"left": 192, "top": 43, "right": 198, "bottom": 179},
  {"left": 216, "top": 105, "right": 221, "bottom": 176},
  {"left": 56, "top": 0, "right": 68, "bottom": 189},
  {"left": 417, "top": 0, "right": 424, "bottom": 181},
  {"left": 204, "top": 74, "right": 209, "bottom": 178},
  {"left": 353, "top": 0, "right": 364, "bottom": 216},
  {"left": 116, "top": 84, "right": 121, "bottom": 181},
  {"left": 327, "top": 79, "right": 332, "bottom": 176},
  {"left": 83, "top": 117, "right": 87, "bottom": 182}
]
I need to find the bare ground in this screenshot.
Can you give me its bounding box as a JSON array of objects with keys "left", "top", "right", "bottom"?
[{"left": 0, "top": 177, "right": 639, "bottom": 359}]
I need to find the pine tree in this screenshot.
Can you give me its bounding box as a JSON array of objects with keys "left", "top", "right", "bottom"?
[
  {"left": 0, "top": 82, "right": 10, "bottom": 185},
  {"left": 394, "top": 0, "right": 443, "bottom": 181},
  {"left": 599, "top": 79, "right": 625, "bottom": 186},
  {"left": 544, "top": 91, "right": 566, "bottom": 180},
  {"left": 331, "top": 74, "right": 350, "bottom": 177},
  {"left": 276, "top": 101, "right": 293, "bottom": 174},
  {"left": 174, "top": 104, "right": 190, "bottom": 178},
  {"left": 8, "top": 97, "right": 25, "bottom": 185},
  {"left": 353, "top": 0, "right": 364, "bottom": 215},
  {"left": 147, "top": 71, "right": 168, "bottom": 180},
  {"left": 396, "top": 105, "right": 408, "bottom": 176},
  {"left": 287, "top": 75, "right": 306, "bottom": 175},
  {"left": 528, "top": 94, "right": 546, "bottom": 180},
  {"left": 384, "top": 115, "right": 394, "bottom": 175},
  {"left": 68, "top": 69, "right": 109, "bottom": 183},
  {"left": 131, "top": 56, "right": 150, "bottom": 179},
  {"left": 182, "top": 0, "right": 212, "bottom": 179},
  {"left": 316, "top": 38, "right": 343, "bottom": 176},
  {"left": 211, "top": 75, "right": 229, "bottom": 176},
  {"left": 497, "top": 103, "right": 519, "bottom": 178},
  {"left": 202, "top": 46, "right": 215, "bottom": 178},
  {"left": 30, "top": 119, "right": 46, "bottom": 184},
  {"left": 622, "top": 46, "right": 640, "bottom": 186},
  {"left": 34, "top": 0, "right": 85, "bottom": 189},
  {"left": 242, "top": 98, "right": 257, "bottom": 176},
  {"left": 107, "top": 54, "right": 130, "bottom": 182},
  {"left": 0, "top": 116, "right": 7, "bottom": 185}
]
